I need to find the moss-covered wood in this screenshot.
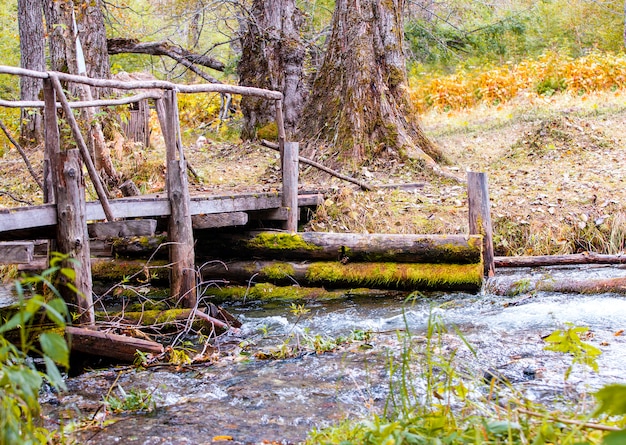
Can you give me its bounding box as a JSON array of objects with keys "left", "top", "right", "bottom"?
[
  {"left": 196, "top": 231, "right": 483, "bottom": 264},
  {"left": 201, "top": 260, "right": 483, "bottom": 291}
]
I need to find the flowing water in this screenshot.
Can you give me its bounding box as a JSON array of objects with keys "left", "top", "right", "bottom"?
[{"left": 42, "top": 266, "right": 626, "bottom": 444}]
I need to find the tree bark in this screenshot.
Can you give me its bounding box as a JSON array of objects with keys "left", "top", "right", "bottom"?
[
  {"left": 18, "top": 0, "right": 45, "bottom": 145},
  {"left": 237, "top": 0, "right": 306, "bottom": 140},
  {"left": 298, "top": 0, "right": 443, "bottom": 170}
]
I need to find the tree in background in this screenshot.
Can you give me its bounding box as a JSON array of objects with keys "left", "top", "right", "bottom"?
[
  {"left": 297, "top": 0, "right": 443, "bottom": 171},
  {"left": 18, "top": 0, "right": 45, "bottom": 146},
  {"left": 237, "top": 0, "right": 307, "bottom": 140}
]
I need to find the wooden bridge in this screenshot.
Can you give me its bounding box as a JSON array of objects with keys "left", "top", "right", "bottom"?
[{"left": 0, "top": 66, "right": 318, "bottom": 324}]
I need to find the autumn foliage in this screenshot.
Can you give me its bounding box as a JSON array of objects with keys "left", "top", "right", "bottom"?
[{"left": 410, "top": 51, "right": 626, "bottom": 112}]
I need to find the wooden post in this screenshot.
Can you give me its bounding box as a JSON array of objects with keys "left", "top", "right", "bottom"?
[
  {"left": 159, "top": 90, "right": 197, "bottom": 308},
  {"left": 54, "top": 149, "right": 94, "bottom": 325},
  {"left": 467, "top": 171, "right": 495, "bottom": 277},
  {"left": 282, "top": 141, "right": 299, "bottom": 233},
  {"left": 42, "top": 78, "right": 58, "bottom": 204}
]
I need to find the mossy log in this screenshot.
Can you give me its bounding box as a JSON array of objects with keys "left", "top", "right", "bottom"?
[
  {"left": 487, "top": 275, "right": 626, "bottom": 296},
  {"left": 206, "top": 283, "right": 399, "bottom": 303},
  {"left": 91, "top": 258, "right": 170, "bottom": 283},
  {"left": 196, "top": 231, "right": 483, "bottom": 264},
  {"left": 201, "top": 260, "right": 483, "bottom": 291}
]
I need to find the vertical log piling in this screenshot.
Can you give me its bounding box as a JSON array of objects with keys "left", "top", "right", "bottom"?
[
  {"left": 282, "top": 141, "right": 299, "bottom": 233},
  {"left": 158, "top": 91, "right": 197, "bottom": 308},
  {"left": 467, "top": 171, "right": 495, "bottom": 277},
  {"left": 53, "top": 149, "right": 94, "bottom": 325}
]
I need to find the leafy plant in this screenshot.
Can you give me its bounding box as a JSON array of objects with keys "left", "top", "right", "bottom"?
[
  {"left": 103, "top": 385, "right": 156, "bottom": 413},
  {"left": 543, "top": 322, "right": 602, "bottom": 380},
  {"left": 0, "top": 256, "right": 71, "bottom": 444}
]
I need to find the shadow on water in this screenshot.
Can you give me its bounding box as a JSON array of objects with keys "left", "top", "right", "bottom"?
[{"left": 43, "top": 266, "right": 626, "bottom": 444}]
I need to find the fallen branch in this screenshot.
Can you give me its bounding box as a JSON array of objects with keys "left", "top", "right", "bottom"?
[
  {"left": 261, "top": 139, "right": 375, "bottom": 191},
  {"left": 0, "top": 190, "right": 33, "bottom": 205},
  {"left": 0, "top": 118, "right": 43, "bottom": 190}
]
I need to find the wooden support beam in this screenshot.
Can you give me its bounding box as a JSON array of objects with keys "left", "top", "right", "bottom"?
[
  {"left": 467, "top": 171, "right": 495, "bottom": 277},
  {"left": 192, "top": 212, "right": 248, "bottom": 229},
  {"left": 282, "top": 142, "right": 299, "bottom": 233},
  {"left": 0, "top": 242, "right": 34, "bottom": 264},
  {"left": 161, "top": 90, "right": 196, "bottom": 308},
  {"left": 53, "top": 149, "right": 94, "bottom": 325},
  {"left": 88, "top": 220, "right": 157, "bottom": 239}
]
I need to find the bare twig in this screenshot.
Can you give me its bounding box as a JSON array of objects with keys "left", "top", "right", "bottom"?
[
  {"left": 0, "top": 190, "right": 33, "bottom": 205},
  {"left": 0, "top": 118, "right": 43, "bottom": 190}
]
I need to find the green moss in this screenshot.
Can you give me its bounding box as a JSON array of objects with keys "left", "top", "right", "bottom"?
[
  {"left": 207, "top": 283, "right": 348, "bottom": 302},
  {"left": 246, "top": 233, "right": 322, "bottom": 251},
  {"left": 305, "top": 262, "right": 483, "bottom": 291},
  {"left": 260, "top": 262, "right": 296, "bottom": 280},
  {"left": 91, "top": 260, "right": 169, "bottom": 282}
]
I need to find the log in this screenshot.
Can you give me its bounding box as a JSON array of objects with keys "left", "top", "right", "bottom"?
[
  {"left": 88, "top": 220, "right": 157, "bottom": 239},
  {"left": 487, "top": 275, "right": 626, "bottom": 296},
  {"left": 201, "top": 260, "right": 483, "bottom": 291},
  {"left": 195, "top": 231, "right": 483, "bottom": 264},
  {"left": 66, "top": 326, "right": 163, "bottom": 362},
  {"left": 0, "top": 242, "right": 34, "bottom": 264},
  {"left": 495, "top": 253, "right": 626, "bottom": 267}
]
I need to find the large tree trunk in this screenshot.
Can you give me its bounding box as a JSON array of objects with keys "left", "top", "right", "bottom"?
[
  {"left": 18, "top": 0, "right": 45, "bottom": 146},
  {"left": 298, "top": 0, "right": 443, "bottom": 170},
  {"left": 238, "top": 0, "right": 306, "bottom": 140}
]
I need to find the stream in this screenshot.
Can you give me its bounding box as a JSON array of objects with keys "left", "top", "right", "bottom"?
[{"left": 42, "top": 265, "right": 626, "bottom": 445}]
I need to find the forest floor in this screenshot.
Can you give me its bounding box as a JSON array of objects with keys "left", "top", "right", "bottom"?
[{"left": 1, "top": 89, "right": 626, "bottom": 257}]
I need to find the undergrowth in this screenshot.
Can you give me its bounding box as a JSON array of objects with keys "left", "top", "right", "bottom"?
[{"left": 305, "top": 309, "right": 626, "bottom": 445}]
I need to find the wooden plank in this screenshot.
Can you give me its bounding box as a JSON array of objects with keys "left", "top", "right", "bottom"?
[
  {"left": 88, "top": 219, "right": 157, "bottom": 239},
  {"left": 0, "top": 193, "right": 323, "bottom": 236},
  {"left": 282, "top": 141, "right": 299, "bottom": 233},
  {"left": 66, "top": 326, "right": 163, "bottom": 362},
  {"left": 0, "top": 242, "right": 34, "bottom": 264},
  {"left": 467, "top": 171, "right": 494, "bottom": 277},
  {"left": 192, "top": 212, "right": 248, "bottom": 229}
]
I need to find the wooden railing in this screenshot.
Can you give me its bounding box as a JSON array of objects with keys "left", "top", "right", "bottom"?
[{"left": 0, "top": 65, "right": 299, "bottom": 323}]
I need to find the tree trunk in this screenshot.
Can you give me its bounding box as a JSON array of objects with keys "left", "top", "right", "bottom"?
[
  {"left": 18, "top": 0, "right": 45, "bottom": 146},
  {"left": 298, "top": 0, "right": 443, "bottom": 170},
  {"left": 43, "top": 0, "right": 118, "bottom": 184},
  {"left": 238, "top": 0, "right": 306, "bottom": 140}
]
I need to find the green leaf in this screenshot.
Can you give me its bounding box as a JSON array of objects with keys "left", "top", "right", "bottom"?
[
  {"left": 39, "top": 332, "right": 69, "bottom": 368},
  {"left": 60, "top": 267, "right": 76, "bottom": 281},
  {"left": 594, "top": 384, "right": 626, "bottom": 416},
  {"left": 602, "top": 429, "right": 626, "bottom": 445},
  {"left": 43, "top": 356, "right": 67, "bottom": 391},
  {"left": 44, "top": 298, "right": 68, "bottom": 327},
  {"left": 486, "top": 420, "right": 521, "bottom": 436}
]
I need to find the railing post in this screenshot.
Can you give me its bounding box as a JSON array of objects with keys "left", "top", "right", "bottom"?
[
  {"left": 282, "top": 141, "right": 299, "bottom": 233},
  {"left": 158, "top": 91, "right": 197, "bottom": 308},
  {"left": 467, "top": 171, "right": 495, "bottom": 277}
]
